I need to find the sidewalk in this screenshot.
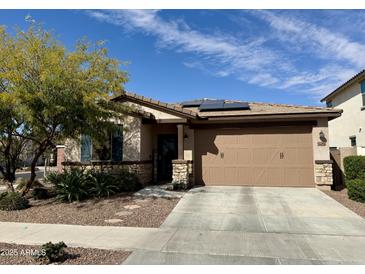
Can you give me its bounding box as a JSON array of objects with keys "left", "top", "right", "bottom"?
[{"left": 0, "top": 222, "right": 176, "bottom": 251}]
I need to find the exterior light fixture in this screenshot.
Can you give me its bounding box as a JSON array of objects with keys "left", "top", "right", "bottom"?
[{"left": 319, "top": 131, "right": 327, "bottom": 143}]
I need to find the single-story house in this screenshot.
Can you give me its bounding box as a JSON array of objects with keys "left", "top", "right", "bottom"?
[{"left": 56, "top": 92, "right": 342, "bottom": 190}]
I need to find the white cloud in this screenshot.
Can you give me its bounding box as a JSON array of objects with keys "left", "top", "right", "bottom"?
[
  {"left": 87, "top": 10, "right": 286, "bottom": 87},
  {"left": 256, "top": 10, "right": 365, "bottom": 68},
  {"left": 87, "top": 10, "right": 365, "bottom": 100}
]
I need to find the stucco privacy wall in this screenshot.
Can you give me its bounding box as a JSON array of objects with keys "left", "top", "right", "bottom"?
[{"left": 328, "top": 82, "right": 365, "bottom": 148}]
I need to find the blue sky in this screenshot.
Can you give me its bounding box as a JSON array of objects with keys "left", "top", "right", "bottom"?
[{"left": 1, "top": 10, "right": 364, "bottom": 106}]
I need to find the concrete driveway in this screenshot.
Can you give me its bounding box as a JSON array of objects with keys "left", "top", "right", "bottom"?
[{"left": 124, "top": 186, "right": 365, "bottom": 264}]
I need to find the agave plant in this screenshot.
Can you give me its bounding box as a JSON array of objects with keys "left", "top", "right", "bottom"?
[
  {"left": 88, "top": 171, "right": 118, "bottom": 198},
  {"left": 51, "top": 168, "right": 89, "bottom": 202}
]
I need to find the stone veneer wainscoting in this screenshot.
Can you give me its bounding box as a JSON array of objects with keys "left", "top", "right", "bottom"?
[
  {"left": 314, "top": 160, "right": 333, "bottom": 190},
  {"left": 172, "top": 160, "right": 193, "bottom": 189},
  {"left": 61, "top": 161, "right": 153, "bottom": 185}
]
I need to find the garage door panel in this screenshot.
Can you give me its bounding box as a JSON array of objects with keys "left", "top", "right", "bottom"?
[
  {"left": 195, "top": 126, "right": 314, "bottom": 187},
  {"left": 281, "top": 148, "right": 298, "bottom": 166},
  {"left": 224, "top": 167, "right": 238, "bottom": 185},
  {"left": 237, "top": 148, "right": 252, "bottom": 165},
  {"left": 298, "top": 168, "right": 314, "bottom": 186},
  {"left": 296, "top": 148, "right": 313, "bottom": 165},
  {"left": 237, "top": 168, "right": 253, "bottom": 185},
  {"left": 237, "top": 134, "right": 253, "bottom": 146},
  {"left": 223, "top": 148, "right": 237, "bottom": 165},
  {"left": 252, "top": 148, "right": 270, "bottom": 165}
]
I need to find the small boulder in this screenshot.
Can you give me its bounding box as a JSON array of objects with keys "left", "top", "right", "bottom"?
[
  {"left": 123, "top": 204, "right": 141, "bottom": 210},
  {"left": 115, "top": 211, "right": 133, "bottom": 217},
  {"left": 104, "top": 218, "right": 123, "bottom": 224}
]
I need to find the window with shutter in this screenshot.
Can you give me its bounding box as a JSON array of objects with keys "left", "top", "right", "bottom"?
[
  {"left": 112, "top": 125, "right": 123, "bottom": 162},
  {"left": 81, "top": 134, "right": 92, "bottom": 162}
]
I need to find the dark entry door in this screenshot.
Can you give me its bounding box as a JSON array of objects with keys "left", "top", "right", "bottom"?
[{"left": 157, "top": 134, "right": 178, "bottom": 181}]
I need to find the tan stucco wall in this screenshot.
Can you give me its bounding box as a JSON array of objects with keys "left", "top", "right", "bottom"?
[
  {"left": 140, "top": 124, "right": 153, "bottom": 161},
  {"left": 312, "top": 118, "right": 330, "bottom": 161},
  {"left": 183, "top": 126, "right": 194, "bottom": 161},
  {"left": 312, "top": 118, "right": 332, "bottom": 189},
  {"left": 64, "top": 139, "right": 80, "bottom": 162},
  {"left": 328, "top": 82, "right": 365, "bottom": 150},
  {"left": 125, "top": 102, "right": 181, "bottom": 120},
  {"left": 63, "top": 114, "right": 144, "bottom": 162},
  {"left": 122, "top": 115, "right": 141, "bottom": 161}
]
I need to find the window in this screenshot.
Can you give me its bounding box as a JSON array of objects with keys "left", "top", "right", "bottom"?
[
  {"left": 361, "top": 80, "right": 365, "bottom": 107},
  {"left": 349, "top": 136, "right": 357, "bottom": 147},
  {"left": 361, "top": 80, "right": 365, "bottom": 93},
  {"left": 80, "top": 125, "right": 123, "bottom": 162},
  {"left": 326, "top": 100, "right": 333, "bottom": 108}
]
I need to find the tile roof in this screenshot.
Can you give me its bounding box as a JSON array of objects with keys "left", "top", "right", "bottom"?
[
  {"left": 113, "top": 92, "right": 341, "bottom": 120},
  {"left": 176, "top": 99, "right": 341, "bottom": 118},
  {"left": 113, "top": 92, "right": 198, "bottom": 118}
]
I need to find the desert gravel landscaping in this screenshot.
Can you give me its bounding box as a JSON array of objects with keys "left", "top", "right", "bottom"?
[
  {"left": 0, "top": 242, "right": 130, "bottom": 265},
  {"left": 322, "top": 189, "right": 365, "bottom": 219},
  {"left": 0, "top": 194, "right": 180, "bottom": 227}
]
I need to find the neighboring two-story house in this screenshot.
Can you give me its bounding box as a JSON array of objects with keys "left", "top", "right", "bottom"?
[{"left": 321, "top": 70, "right": 365, "bottom": 155}]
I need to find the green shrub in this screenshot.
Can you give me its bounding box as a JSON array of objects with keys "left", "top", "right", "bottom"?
[
  {"left": 0, "top": 191, "right": 30, "bottom": 211},
  {"left": 346, "top": 179, "right": 365, "bottom": 202},
  {"left": 15, "top": 179, "right": 44, "bottom": 191},
  {"left": 87, "top": 171, "right": 119, "bottom": 198},
  {"left": 115, "top": 170, "right": 142, "bottom": 192},
  {"left": 34, "top": 241, "right": 68, "bottom": 264},
  {"left": 46, "top": 168, "right": 142, "bottom": 202},
  {"left": 45, "top": 172, "right": 63, "bottom": 186},
  {"left": 31, "top": 187, "right": 50, "bottom": 200},
  {"left": 49, "top": 168, "right": 89, "bottom": 202},
  {"left": 344, "top": 156, "right": 365, "bottom": 181}
]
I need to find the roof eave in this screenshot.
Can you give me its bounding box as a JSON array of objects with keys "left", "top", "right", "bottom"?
[
  {"left": 112, "top": 93, "right": 197, "bottom": 119},
  {"left": 320, "top": 69, "right": 365, "bottom": 102}
]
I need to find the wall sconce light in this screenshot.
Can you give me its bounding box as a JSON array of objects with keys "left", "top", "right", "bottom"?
[{"left": 319, "top": 131, "right": 327, "bottom": 143}]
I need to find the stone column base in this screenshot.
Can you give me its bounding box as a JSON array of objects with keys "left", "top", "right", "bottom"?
[
  {"left": 314, "top": 160, "right": 333, "bottom": 190},
  {"left": 172, "top": 159, "right": 193, "bottom": 190}
]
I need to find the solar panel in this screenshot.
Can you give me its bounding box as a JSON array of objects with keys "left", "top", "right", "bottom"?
[
  {"left": 182, "top": 99, "right": 250, "bottom": 111},
  {"left": 199, "top": 100, "right": 225, "bottom": 111},
  {"left": 181, "top": 100, "right": 204, "bottom": 107},
  {"left": 223, "top": 102, "right": 250, "bottom": 110}
]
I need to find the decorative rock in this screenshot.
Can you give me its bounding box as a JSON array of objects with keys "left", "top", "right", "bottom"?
[
  {"left": 134, "top": 199, "right": 150, "bottom": 203},
  {"left": 123, "top": 204, "right": 141, "bottom": 210},
  {"left": 115, "top": 211, "right": 133, "bottom": 217},
  {"left": 104, "top": 218, "right": 123, "bottom": 224}
]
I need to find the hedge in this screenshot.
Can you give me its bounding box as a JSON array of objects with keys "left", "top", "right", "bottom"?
[
  {"left": 346, "top": 179, "right": 365, "bottom": 202},
  {"left": 343, "top": 156, "right": 365, "bottom": 181}
]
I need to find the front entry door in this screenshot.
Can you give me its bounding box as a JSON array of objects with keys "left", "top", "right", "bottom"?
[{"left": 157, "top": 134, "right": 178, "bottom": 181}]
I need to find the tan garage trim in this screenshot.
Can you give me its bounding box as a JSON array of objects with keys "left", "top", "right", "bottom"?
[{"left": 195, "top": 126, "right": 314, "bottom": 187}]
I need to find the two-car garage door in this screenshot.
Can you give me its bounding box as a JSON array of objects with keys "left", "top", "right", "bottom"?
[{"left": 195, "top": 126, "right": 314, "bottom": 187}]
